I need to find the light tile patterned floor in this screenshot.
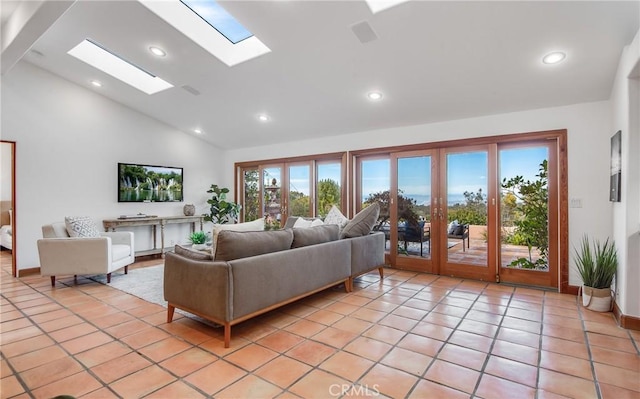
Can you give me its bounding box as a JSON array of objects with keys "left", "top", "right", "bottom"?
[{"left": 1, "top": 252, "right": 639, "bottom": 398}]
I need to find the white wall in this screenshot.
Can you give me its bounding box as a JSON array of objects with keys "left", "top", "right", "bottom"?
[
  {"left": 1, "top": 61, "right": 225, "bottom": 271},
  {"left": 225, "top": 101, "right": 614, "bottom": 288},
  {"left": 0, "top": 143, "right": 12, "bottom": 201},
  {"left": 609, "top": 28, "right": 640, "bottom": 318}
]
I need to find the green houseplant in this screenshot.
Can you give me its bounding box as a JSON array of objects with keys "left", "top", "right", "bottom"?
[
  {"left": 188, "top": 231, "right": 208, "bottom": 250},
  {"left": 204, "top": 184, "right": 241, "bottom": 224},
  {"left": 574, "top": 235, "right": 617, "bottom": 312}
]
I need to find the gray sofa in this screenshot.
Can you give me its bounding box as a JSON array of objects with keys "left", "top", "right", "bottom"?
[{"left": 164, "top": 228, "right": 385, "bottom": 347}]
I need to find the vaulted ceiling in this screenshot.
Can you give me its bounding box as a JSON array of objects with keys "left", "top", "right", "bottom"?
[{"left": 3, "top": 1, "right": 639, "bottom": 149}]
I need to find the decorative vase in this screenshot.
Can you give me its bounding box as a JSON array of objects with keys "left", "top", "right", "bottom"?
[
  {"left": 582, "top": 286, "right": 612, "bottom": 312},
  {"left": 183, "top": 204, "right": 195, "bottom": 216}
]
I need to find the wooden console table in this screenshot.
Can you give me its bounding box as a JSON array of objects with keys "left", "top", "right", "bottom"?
[{"left": 103, "top": 215, "right": 204, "bottom": 258}]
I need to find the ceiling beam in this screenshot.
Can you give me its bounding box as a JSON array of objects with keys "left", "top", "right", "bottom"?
[{"left": 1, "top": 0, "right": 75, "bottom": 75}]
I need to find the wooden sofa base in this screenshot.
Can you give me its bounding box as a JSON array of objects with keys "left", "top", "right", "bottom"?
[{"left": 167, "top": 277, "right": 351, "bottom": 348}]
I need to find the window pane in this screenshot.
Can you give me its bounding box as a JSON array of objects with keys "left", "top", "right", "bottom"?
[
  {"left": 242, "top": 168, "right": 260, "bottom": 221},
  {"left": 263, "top": 167, "right": 282, "bottom": 223},
  {"left": 289, "top": 165, "right": 311, "bottom": 217},
  {"left": 316, "top": 162, "right": 341, "bottom": 217}
]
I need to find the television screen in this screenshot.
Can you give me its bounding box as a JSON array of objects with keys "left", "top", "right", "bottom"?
[{"left": 118, "top": 163, "right": 183, "bottom": 202}]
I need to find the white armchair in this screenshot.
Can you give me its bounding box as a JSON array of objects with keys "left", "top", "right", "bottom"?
[{"left": 37, "top": 222, "right": 135, "bottom": 286}]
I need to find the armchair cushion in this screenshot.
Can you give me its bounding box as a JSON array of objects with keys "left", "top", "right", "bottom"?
[{"left": 65, "top": 216, "right": 101, "bottom": 238}]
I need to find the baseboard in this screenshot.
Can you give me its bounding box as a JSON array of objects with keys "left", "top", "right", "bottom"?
[
  {"left": 613, "top": 300, "right": 640, "bottom": 331},
  {"left": 18, "top": 267, "right": 40, "bottom": 277},
  {"left": 565, "top": 284, "right": 579, "bottom": 296}
]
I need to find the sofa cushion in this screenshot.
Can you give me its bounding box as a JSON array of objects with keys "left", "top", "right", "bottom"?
[
  {"left": 65, "top": 216, "right": 101, "bottom": 238},
  {"left": 175, "top": 244, "right": 213, "bottom": 261},
  {"left": 214, "top": 229, "right": 294, "bottom": 261},
  {"left": 340, "top": 203, "right": 380, "bottom": 239},
  {"left": 292, "top": 224, "right": 339, "bottom": 248},
  {"left": 324, "top": 205, "right": 349, "bottom": 229},
  {"left": 212, "top": 218, "right": 265, "bottom": 255}
]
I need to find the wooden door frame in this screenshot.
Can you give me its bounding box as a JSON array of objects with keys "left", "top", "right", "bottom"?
[
  {"left": 496, "top": 140, "right": 559, "bottom": 288},
  {"left": 437, "top": 144, "right": 498, "bottom": 282},
  {"left": 349, "top": 129, "right": 568, "bottom": 292},
  {"left": 389, "top": 149, "right": 438, "bottom": 273},
  {"left": 1, "top": 141, "right": 16, "bottom": 277}
]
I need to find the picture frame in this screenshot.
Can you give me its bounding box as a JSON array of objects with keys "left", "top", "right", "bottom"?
[{"left": 610, "top": 130, "right": 621, "bottom": 202}]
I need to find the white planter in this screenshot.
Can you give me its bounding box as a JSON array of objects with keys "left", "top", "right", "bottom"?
[
  {"left": 582, "top": 286, "right": 612, "bottom": 312},
  {"left": 192, "top": 244, "right": 207, "bottom": 251}
]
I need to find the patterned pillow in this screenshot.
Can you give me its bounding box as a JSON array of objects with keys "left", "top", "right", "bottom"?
[
  {"left": 65, "top": 216, "right": 101, "bottom": 238},
  {"left": 324, "top": 205, "right": 349, "bottom": 228}
]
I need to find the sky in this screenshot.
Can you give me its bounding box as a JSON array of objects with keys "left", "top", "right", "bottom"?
[
  {"left": 261, "top": 146, "right": 547, "bottom": 204},
  {"left": 180, "top": 0, "right": 252, "bottom": 44}
]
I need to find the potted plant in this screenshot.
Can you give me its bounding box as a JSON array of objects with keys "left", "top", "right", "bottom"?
[
  {"left": 204, "top": 184, "right": 241, "bottom": 224},
  {"left": 574, "top": 235, "right": 618, "bottom": 312},
  {"left": 188, "top": 231, "right": 208, "bottom": 250}
]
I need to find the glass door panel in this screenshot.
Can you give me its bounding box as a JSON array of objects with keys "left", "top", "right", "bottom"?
[
  {"left": 359, "top": 158, "right": 391, "bottom": 252},
  {"left": 288, "top": 164, "right": 312, "bottom": 217},
  {"left": 262, "top": 166, "right": 282, "bottom": 226},
  {"left": 440, "top": 147, "right": 496, "bottom": 281},
  {"left": 242, "top": 168, "right": 260, "bottom": 222},
  {"left": 391, "top": 151, "right": 435, "bottom": 272},
  {"left": 316, "top": 162, "right": 341, "bottom": 217},
  {"left": 499, "top": 144, "right": 556, "bottom": 287}
]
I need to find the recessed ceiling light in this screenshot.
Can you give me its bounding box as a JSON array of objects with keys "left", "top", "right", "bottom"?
[
  {"left": 149, "top": 46, "right": 166, "bottom": 57},
  {"left": 258, "top": 114, "right": 270, "bottom": 122},
  {"left": 542, "top": 52, "right": 566, "bottom": 65},
  {"left": 193, "top": 128, "right": 202, "bottom": 134},
  {"left": 68, "top": 39, "right": 173, "bottom": 95},
  {"left": 367, "top": 91, "right": 383, "bottom": 101},
  {"left": 90, "top": 80, "right": 102, "bottom": 87}
]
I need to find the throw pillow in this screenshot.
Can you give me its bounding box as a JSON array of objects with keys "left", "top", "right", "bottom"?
[
  {"left": 212, "top": 218, "right": 264, "bottom": 256},
  {"left": 340, "top": 202, "right": 380, "bottom": 239},
  {"left": 454, "top": 224, "right": 465, "bottom": 236},
  {"left": 324, "top": 205, "right": 349, "bottom": 228},
  {"left": 293, "top": 218, "right": 313, "bottom": 228},
  {"left": 174, "top": 244, "right": 213, "bottom": 261},
  {"left": 292, "top": 224, "right": 339, "bottom": 248},
  {"left": 447, "top": 220, "right": 459, "bottom": 234},
  {"left": 65, "top": 216, "right": 101, "bottom": 238},
  {"left": 214, "top": 229, "right": 294, "bottom": 261}
]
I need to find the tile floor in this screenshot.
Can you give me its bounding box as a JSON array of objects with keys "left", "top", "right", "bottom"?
[{"left": 1, "top": 252, "right": 639, "bottom": 399}]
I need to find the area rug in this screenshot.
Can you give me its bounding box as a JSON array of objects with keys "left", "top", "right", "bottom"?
[
  {"left": 89, "top": 265, "right": 220, "bottom": 327},
  {"left": 90, "top": 264, "right": 166, "bottom": 306}
]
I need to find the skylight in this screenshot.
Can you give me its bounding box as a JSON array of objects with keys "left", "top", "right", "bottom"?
[
  {"left": 180, "top": 0, "right": 252, "bottom": 44},
  {"left": 365, "top": 0, "right": 410, "bottom": 14},
  {"left": 139, "top": 0, "right": 270, "bottom": 67},
  {"left": 68, "top": 39, "right": 173, "bottom": 95}
]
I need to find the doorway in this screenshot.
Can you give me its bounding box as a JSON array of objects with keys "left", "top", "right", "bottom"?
[
  {"left": 1, "top": 140, "right": 16, "bottom": 277},
  {"left": 356, "top": 132, "right": 563, "bottom": 289}
]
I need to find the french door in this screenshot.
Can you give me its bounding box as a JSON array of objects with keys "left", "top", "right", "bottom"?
[
  {"left": 385, "top": 141, "right": 558, "bottom": 287},
  {"left": 389, "top": 150, "right": 437, "bottom": 273},
  {"left": 439, "top": 145, "right": 497, "bottom": 282}
]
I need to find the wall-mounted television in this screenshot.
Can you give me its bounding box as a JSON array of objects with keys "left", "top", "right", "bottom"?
[{"left": 118, "top": 163, "right": 183, "bottom": 202}]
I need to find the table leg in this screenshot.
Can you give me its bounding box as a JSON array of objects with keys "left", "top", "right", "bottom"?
[{"left": 160, "top": 221, "right": 166, "bottom": 258}]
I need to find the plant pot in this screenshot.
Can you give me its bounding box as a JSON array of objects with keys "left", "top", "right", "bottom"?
[
  {"left": 582, "top": 285, "right": 612, "bottom": 312},
  {"left": 192, "top": 244, "right": 207, "bottom": 251}
]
